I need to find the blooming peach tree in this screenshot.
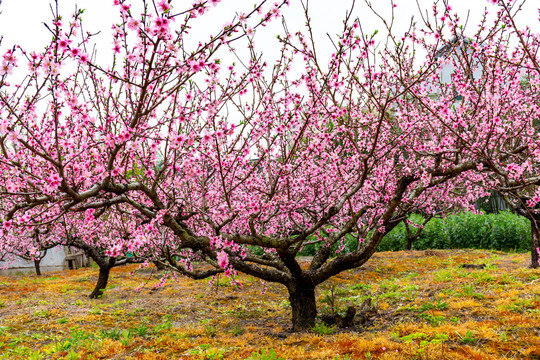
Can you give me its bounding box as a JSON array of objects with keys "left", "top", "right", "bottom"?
[
  {"left": 392, "top": 0, "right": 540, "bottom": 267},
  {"left": 0, "top": 0, "right": 288, "bottom": 293},
  {"left": 2, "top": 0, "right": 534, "bottom": 330},
  {"left": 481, "top": 0, "right": 540, "bottom": 268}
]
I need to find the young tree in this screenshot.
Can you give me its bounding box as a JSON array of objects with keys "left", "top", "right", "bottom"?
[
  {"left": 0, "top": 0, "right": 519, "bottom": 330},
  {"left": 0, "top": 227, "right": 55, "bottom": 276},
  {"left": 0, "top": 211, "right": 150, "bottom": 296},
  {"left": 60, "top": 211, "right": 155, "bottom": 298},
  {"left": 16, "top": 230, "right": 52, "bottom": 276}
]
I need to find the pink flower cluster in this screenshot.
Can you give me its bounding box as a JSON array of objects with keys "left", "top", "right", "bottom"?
[{"left": 0, "top": 50, "right": 16, "bottom": 76}]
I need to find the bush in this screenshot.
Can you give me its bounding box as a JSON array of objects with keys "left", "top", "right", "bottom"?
[
  {"left": 251, "top": 211, "right": 530, "bottom": 256},
  {"left": 378, "top": 211, "right": 530, "bottom": 252}
]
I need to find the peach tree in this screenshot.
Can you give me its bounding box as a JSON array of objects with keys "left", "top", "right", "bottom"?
[{"left": 2, "top": 0, "right": 531, "bottom": 330}]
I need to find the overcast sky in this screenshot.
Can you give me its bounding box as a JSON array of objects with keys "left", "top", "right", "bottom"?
[{"left": 0, "top": 0, "right": 538, "bottom": 69}]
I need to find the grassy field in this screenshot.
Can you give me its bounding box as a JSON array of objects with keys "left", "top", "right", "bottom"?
[{"left": 0, "top": 250, "right": 539, "bottom": 359}]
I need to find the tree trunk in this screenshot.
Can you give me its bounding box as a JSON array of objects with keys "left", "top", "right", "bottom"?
[
  {"left": 406, "top": 237, "right": 413, "bottom": 251},
  {"left": 34, "top": 259, "right": 42, "bottom": 276},
  {"left": 288, "top": 281, "right": 317, "bottom": 331},
  {"left": 531, "top": 219, "right": 540, "bottom": 269},
  {"left": 89, "top": 266, "right": 111, "bottom": 298},
  {"left": 154, "top": 260, "right": 166, "bottom": 270},
  {"left": 89, "top": 258, "right": 116, "bottom": 299}
]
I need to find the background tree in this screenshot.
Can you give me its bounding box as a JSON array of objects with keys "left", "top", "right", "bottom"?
[
  {"left": 0, "top": 227, "right": 54, "bottom": 276},
  {"left": 393, "top": 0, "right": 540, "bottom": 267},
  {"left": 479, "top": 1, "right": 540, "bottom": 268},
  {"left": 16, "top": 230, "right": 53, "bottom": 276},
  {"left": 0, "top": 210, "right": 150, "bottom": 297}
]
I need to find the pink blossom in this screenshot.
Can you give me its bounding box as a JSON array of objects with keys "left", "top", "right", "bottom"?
[
  {"left": 0, "top": 62, "right": 13, "bottom": 76},
  {"left": 154, "top": 17, "right": 169, "bottom": 29},
  {"left": 78, "top": 53, "right": 89, "bottom": 64},
  {"left": 58, "top": 38, "right": 70, "bottom": 51},
  {"left": 2, "top": 220, "right": 12, "bottom": 230},
  {"left": 127, "top": 18, "right": 141, "bottom": 30},
  {"left": 45, "top": 174, "right": 61, "bottom": 192},
  {"left": 158, "top": 0, "right": 171, "bottom": 12},
  {"left": 217, "top": 250, "right": 228, "bottom": 268},
  {"left": 189, "top": 60, "right": 202, "bottom": 72},
  {"left": 172, "top": 134, "right": 186, "bottom": 146},
  {"left": 84, "top": 208, "right": 95, "bottom": 223},
  {"left": 201, "top": 133, "right": 212, "bottom": 143},
  {"left": 2, "top": 51, "right": 15, "bottom": 63}
]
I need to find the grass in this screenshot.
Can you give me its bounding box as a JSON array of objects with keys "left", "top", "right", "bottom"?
[{"left": 0, "top": 249, "right": 539, "bottom": 359}]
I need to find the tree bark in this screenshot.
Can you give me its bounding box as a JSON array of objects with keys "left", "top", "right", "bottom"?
[
  {"left": 89, "top": 258, "right": 116, "bottom": 299},
  {"left": 34, "top": 258, "right": 42, "bottom": 276},
  {"left": 531, "top": 219, "right": 540, "bottom": 269},
  {"left": 154, "top": 260, "right": 166, "bottom": 270},
  {"left": 406, "top": 237, "right": 413, "bottom": 251},
  {"left": 288, "top": 281, "right": 317, "bottom": 331}
]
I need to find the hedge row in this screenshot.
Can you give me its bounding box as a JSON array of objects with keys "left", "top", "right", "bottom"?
[
  {"left": 293, "top": 211, "right": 531, "bottom": 256},
  {"left": 379, "top": 211, "right": 531, "bottom": 252}
]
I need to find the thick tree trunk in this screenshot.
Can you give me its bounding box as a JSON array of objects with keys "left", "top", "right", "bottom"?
[
  {"left": 531, "top": 219, "right": 540, "bottom": 269},
  {"left": 89, "top": 258, "right": 116, "bottom": 299},
  {"left": 89, "top": 266, "right": 111, "bottom": 298},
  {"left": 34, "top": 259, "right": 42, "bottom": 276},
  {"left": 288, "top": 282, "right": 317, "bottom": 331}
]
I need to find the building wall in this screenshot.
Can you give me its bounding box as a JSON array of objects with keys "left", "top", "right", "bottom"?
[{"left": 0, "top": 246, "right": 66, "bottom": 269}]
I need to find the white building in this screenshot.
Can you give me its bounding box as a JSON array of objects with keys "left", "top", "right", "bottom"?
[
  {"left": 435, "top": 37, "right": 483, "bottom": 101},
  {"left": 0, "top": 246, "right": 88, "bottom": 275}
]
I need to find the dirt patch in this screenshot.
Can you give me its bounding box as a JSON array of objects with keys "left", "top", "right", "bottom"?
[{"left": 0, "top": 250, "right": 538, "bottom": 359}]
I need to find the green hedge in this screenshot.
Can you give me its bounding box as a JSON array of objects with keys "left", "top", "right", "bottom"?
[
  {"left": 378, "top": 211, "right": 531, "bottom": 252},
  {"left": 251, "top": 211, "right": 531, "bottom": 257}
]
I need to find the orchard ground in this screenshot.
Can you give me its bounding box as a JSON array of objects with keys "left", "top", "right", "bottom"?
[{"left": 1, "top": 250, "right": 539, "bottom": 360}]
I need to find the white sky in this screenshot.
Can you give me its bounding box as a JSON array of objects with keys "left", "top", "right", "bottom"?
[{"left": 0, "top": 0, "right": 538, "bottom": 72}]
